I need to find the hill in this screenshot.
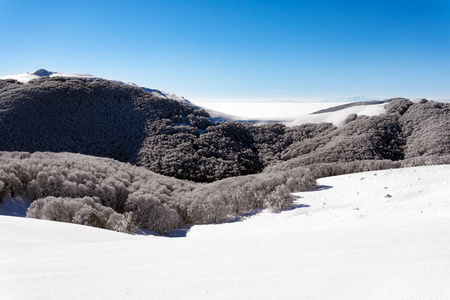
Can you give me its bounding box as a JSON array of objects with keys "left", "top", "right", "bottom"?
[{"left": 1, "top": 73, "right": 450, "bottom": 183}]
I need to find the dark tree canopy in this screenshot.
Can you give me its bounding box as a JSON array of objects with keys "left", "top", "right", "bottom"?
[{"left": 1, "top": 78, "right": 450, "bottom": 183}]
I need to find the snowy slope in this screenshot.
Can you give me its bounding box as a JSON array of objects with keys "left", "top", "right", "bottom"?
[{"left": 1, "top": 165, "right": 450, "bottom": 300}]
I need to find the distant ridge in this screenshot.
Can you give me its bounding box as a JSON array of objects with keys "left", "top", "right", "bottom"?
[
  {"left": 329, "top": 96, "right": 381, "bottom": 102},
  {"left": 310, "top": 98, "right": 409, "bottom": 114}
]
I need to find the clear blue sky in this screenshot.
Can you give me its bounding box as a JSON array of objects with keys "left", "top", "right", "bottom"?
[{"left": 1, "top": 0, "right": 449, "bottom": 101}]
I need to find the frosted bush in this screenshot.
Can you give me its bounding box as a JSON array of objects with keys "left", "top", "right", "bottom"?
[
  {"left": 264, "top": 185, "right": 293, "bottom": 211},
  {"left": 27, "top": 196, "right": 137, "bottom": 233},
  {"left": 0, "top": 151, "right": 193, "bottom": 233},
  {"left": 125, "top": 194, "right": 180, "bottom": 234}
]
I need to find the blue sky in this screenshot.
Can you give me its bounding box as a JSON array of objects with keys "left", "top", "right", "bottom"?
[{"left": 1, "top": 0, "right": 449, "bottom": 101}]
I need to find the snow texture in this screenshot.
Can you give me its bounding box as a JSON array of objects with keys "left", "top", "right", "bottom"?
[{"left": 1, "top": 165, "right": 450, "bottom": 299}]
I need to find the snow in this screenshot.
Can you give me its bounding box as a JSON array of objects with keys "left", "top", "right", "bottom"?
[
  {"left": 2, "top": 165, "right": 450, "bottom": 299},
  {"left": 0, "top": 70, "right": 97, "bottom": 84},
  {"left": 198, "top": 102, "right": 342, "bottom": 118},
  {"left": 199, "top": 102, "right": 386, "bottom": 126}
]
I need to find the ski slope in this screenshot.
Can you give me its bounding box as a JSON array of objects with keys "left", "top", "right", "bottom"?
[{"left": 1, "top": 165, "right": 450, "bottom": 299}]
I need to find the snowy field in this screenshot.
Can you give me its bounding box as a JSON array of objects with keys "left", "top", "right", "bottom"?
[{"left": 1, "top": 165, "right": 450, "bottom": 299}]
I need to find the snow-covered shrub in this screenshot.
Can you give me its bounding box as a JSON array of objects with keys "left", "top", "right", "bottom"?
[
  {"left": 73, "top": 206, "right": 107, "bottom": 228},
  {"left": 186, "top": 113, "right": 212, "bottom": 130},
  {"left": 305, "top": 160, "right": 402, "bottom": 179},
  {"left": 0, "top": 151, "right": 194, "bottom": 233},
  {"left": 264, "top": 185, "right": 293, "bottom": 211},
  {"left": 183, "top": 166, "right": 316, "bottom": 224},
  {"left": 125, "top": 194, "right": 180, "bottom": 234},
  {"left": 26, "top": 196, "right": 137, "bottom": 233},
  {"left": 401, "top": 154, "right": 450, "bottom": 168},
  {"left": 187, "top": 194, "right": 228, "bottom": 224}
]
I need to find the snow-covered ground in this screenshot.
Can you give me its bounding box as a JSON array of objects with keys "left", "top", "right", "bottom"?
[
  {"left": 199, "top": 102, "right": 386, "bottom": 126},
  {"left": 1, "top": 165, "right": 450, "bottom": 299}
]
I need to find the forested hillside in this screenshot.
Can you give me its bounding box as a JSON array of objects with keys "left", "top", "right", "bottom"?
[{"left": 1, "top": 77, "right": 450, "bottom": 233}]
